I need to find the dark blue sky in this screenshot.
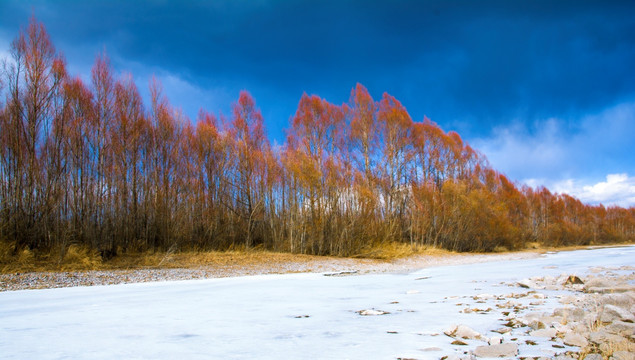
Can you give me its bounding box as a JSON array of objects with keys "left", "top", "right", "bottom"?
[{"left": 1, "top": 0, "right": 634, "bottom": 206}]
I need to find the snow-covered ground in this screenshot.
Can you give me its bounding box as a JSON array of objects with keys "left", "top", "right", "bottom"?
[{"left": 1, "top": 246, "right": 633, "bottom": 359}]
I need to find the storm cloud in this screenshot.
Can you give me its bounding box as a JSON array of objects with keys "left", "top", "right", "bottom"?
[{"left": 1, "top": 0, "right": 634, "bottom": 205}]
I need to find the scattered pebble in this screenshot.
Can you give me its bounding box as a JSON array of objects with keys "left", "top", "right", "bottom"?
[{"left": 357, "top": 309, "right": 389, "bottom": 316}]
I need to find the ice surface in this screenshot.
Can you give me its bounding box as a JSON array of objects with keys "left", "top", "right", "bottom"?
[{"left": 1, "top": 246, "right": 633, "bottom": 359}]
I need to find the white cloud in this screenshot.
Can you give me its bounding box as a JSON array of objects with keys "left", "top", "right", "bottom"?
[
  {"left": 153, "top": 71, "right": 234, "bottom": 121},
  {"left": 0, "top": 33, "right": 13, "bottom": 98},
  {"left": 549, "top": 174, "right": 635, "bottom": 208},
  {"left": 0, "top": 30, "right": 12, "bottom": 62},
  {"left": 471, "top": 100, "right": 635, "bottom": 207},
  {"left": 473, "top": 118, "right": 569, "bottom": 179},
  {"left": 0, "top": 47, "right": 9, "bottom": 62},
  {"left": 105, "top": 54, "right": 235, "bottom": 121}
]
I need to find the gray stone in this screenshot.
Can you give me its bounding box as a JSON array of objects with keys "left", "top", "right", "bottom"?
[
  {"left": 589, "top": 330, "right": 626, "bottom": 345},
  {"left": 542, "top": 274, "right": 556, "bottom": 282},
  {"left": 563, "top": 332, "right": 588, "bottom": 347},
  {"left": 605, "top": 321, "right": 635, "bottom": 336},
  {"left": 443, "top": 355, "right": 475, "bottom": 360},
  {"left": 553, "top": 323, "right": 573, "bottom": 335},
  {"left": 455, "top": 325, "right": 482, "bottom": 340},
  {"left": 585, "top": 277, "right": 616, "bottom": 289},
  {"left": 421, "top": 347, "right": 442, "bottom": 352},
  {"left": 518, "top": 312, "right": 548, "bottom": 327},
  {"left": 610, "top": 351, "right": 635, "bottom": 360},
  {"left": 559, "top": 295, "right": 578, "bottom": 305},
  {"left": 473, "top": 343, "right": 518, "bottom": 358},
  {"left": 529, "top": 328, "right": 557, "bottom": 338},
  {"left": 444, "top": 325, "right": 458, "bottom": 337},
  {"left": 553, "top": 307, "right": 586, "bottom": 322},
  {"left": 442, "top": 355, "right": 461, "bottom": 360},
  {"left": 488, "top": 336, "right": 502, "bottom": 345},
  {"left": 528, "top": 320, "right": 546, "bottom": 330},
  {"left": 586, "top": 285, "right": 635, "bottom": 294},
  {"left": 473, "top": 293, "right": 496, "bottom": 300},
  {"left": 541, "top": 315, "right": 564, "bottom": 324},
  {"left": 583, "top": 354, "right": 603, "bottom": 360},
  {"left": 518, "top": 279, "right": 536, "bottom": 289},
  {"left": 444, "top": 324, "right": 482, "bottom": 340},
  {"left": 523, "top": 311, "right": 548, "bottom": 321},
  {"left": 553, "top": 356, "right": 576, "bottom": 360},
  {"left": 600, "top": 304, "right": 635, "bottom": 323},
  {"left": 571, "top": 324, "right": 590, "bottom": 337},
  {"left": 600, "top": 293, "right": 635, "bottom": 308},
  {"left": 357, "top": 309, "right": 389, "bottom": 316}
]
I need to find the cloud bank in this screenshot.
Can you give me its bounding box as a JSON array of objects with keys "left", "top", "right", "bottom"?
[
  {"left": 472, "top": 101, "right": 635, "bottom": 207},
  {"left": 550, "top": 174, "right": 635, "bottom": 208},
  {"left": 3, "top": 1, "right": 635, "bottom": 143},
  {"left": 1, "top": 1, "right": 633, "bottom": 208}
]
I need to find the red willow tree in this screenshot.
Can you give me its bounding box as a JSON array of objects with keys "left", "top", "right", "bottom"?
[
  {"left": 0, "top": 18, "right": 633, "bottom": 257},
  {"left": 0, "top": 16, "right": 66, "bottom": 250},
  {"left": 228, "top": 91, "right": 271, "bottom": 248},
  {"left": 283, "top": 93, "right": 348, "bottom": 254}
]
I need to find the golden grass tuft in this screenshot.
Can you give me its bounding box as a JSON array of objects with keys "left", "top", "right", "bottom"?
[
  {"left": 1, "top": 241, "right": 104, "bottom": 273},
  {"left": 0, "top": 241, "right": 15, "bottom": 264},
  {"left": 59, "top": 245, "right": 102, "bottom": 271},
  {"left": 0, "top": 241, "right": 37, "bottom": 273},
  {"left": 353, "top": 241, "right": 446, "bottom": 259},
  {"left": 492, "top": 245, "right": 509, "bottom": 253},
  {"left": 18, "top": 247, "right": 34, "bottom": 265}
]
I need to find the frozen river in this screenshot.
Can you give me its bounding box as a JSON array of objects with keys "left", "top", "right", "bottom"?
[{"left": 1, "top": 246, "right": 633, "bottom": 359}]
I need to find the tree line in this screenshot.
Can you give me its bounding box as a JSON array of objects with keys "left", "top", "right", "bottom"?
[{"left": 1, "top": 18, "right": 633, "bottom": 258}]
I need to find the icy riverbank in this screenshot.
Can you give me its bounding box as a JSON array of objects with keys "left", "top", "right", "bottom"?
[
  {"left": 1, "top": 251, "right": 540, "bottom": 291},
  {"left": 1, "top": 246, "right": 633, "bottom": 359}
]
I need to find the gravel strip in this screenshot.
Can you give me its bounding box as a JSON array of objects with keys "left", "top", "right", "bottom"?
[{"left": 0, "top": 252, "right": 540, "bottom": 292}]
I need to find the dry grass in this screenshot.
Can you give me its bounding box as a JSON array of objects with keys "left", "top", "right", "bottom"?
[
  {"left": 0, "top": 238, "right": 357, "bottom": 274},
  {"left": 1, "top": 240, "right": 429, "bottom": 274},
  {"left": 1, "top": 239, "right": 631, "bottom": 275},
  {"left": 58, "top": 245, "right": 102, "bottom": 271},
  {"left": 352, "top": 241, "right": 454, "bottom": 260},
  {"left": 0, "top": 241, "right": 13, "bottom": 262},
  {"left": 0, "top": 241, "right": 36, "bottom": 273},
  {"left": 579, "top": 337, "right": 635, "bottom": 359},
  {"left": 103, "top": 248, "right": 325, "bottom": 270},
  {"left": 0, "top": 241, "right": 103, "bottom": 273},
  {"left": 492, "top": 245, "right": 509, "bottom": 253}
]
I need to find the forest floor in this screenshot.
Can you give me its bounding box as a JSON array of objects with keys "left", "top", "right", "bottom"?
[{"left": 0, "top": 244, "right": 618, "bottom": 292}]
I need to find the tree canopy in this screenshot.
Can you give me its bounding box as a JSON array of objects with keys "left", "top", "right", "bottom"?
[{"left": 1, "top": 18, "right": 633, "bottom": 257}]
